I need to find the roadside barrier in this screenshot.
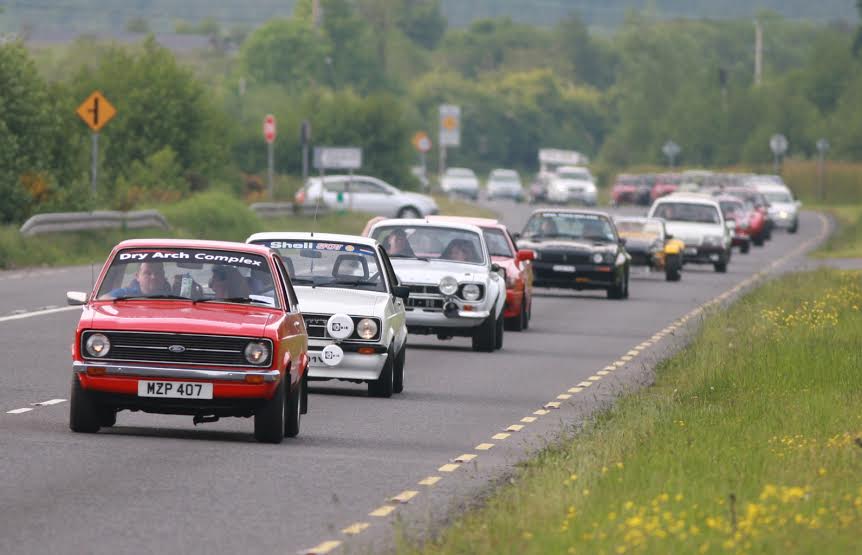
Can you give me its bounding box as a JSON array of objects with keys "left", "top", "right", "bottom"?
[
  {"left": 19, "top": 210, "right": 170, "bottom": 236},
  {"left": 249, "top": 202, "right": 330, "bottom": 218}
]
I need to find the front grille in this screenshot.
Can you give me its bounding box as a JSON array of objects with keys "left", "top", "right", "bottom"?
[
  {"left": 408, "top": 284, "right": 440, "bottom": 295},
  {"left": 405, "top": 297, "right": 445, "bottom": 311},
  {"left": 539, "top": 251, "right": 592, "bottom": 264},
  {"left": 82, "top": 331, "right": 271, "bottom": 367},
  {"left": 301, "top": 313, "right": 381, "bottom": 341}
]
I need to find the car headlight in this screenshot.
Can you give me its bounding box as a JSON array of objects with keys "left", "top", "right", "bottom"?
[
  {"left": 703, "top": 235, "right": 723, "bottom": 246},
  {"left": 462, "top": 284, "right": 482, "bottom": 301},
  {"left": 779, "top": 211, "right": 788, "bottom": 218},
  {"left": 85, "top": 333, "right": 110, "bottom": 358},
  {"left": 244, "top": 342, "right": 270, "bottom": 365},
  {"left": 592, "top": 253, "right": 604, "bottom": 264},
  {"left": 357, "top": 318, "right": 378, "bottom": 340},
  {"left": 439, "top": 276, "right": 458, "bottom": 296}
]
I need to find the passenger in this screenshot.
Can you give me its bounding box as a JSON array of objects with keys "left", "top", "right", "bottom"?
[
  {"left": 382, "top": 229, "right": 415, "bottom": 258},
  {"left": 210, "top": 265, "right": 250, "bottom": 299},
  {"left": 106, "top": 262, "right": 170, "bottom": 298},
  {"left": 539, "top": 218, "right": 559, "bottom": 236},
  {"left": 441, "top": 238, "right": 479, "bottom": 262},
  {"left": 583, "top": 219, "right": 609, "bottom": 241}
]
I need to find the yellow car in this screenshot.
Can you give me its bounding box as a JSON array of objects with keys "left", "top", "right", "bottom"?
[{"left": 614, "top": 217, "right": 684, "bottom": 281}]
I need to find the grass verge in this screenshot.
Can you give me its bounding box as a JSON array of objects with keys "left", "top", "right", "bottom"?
[
  {"left": 0, "top": 192, "right": 491, "bottom": 270},
  {"left": 812, "top": 205, "right": 862, "bottom": 259},
  {"left": 399, "top": 269, "right": 862, "bottom": 554}
]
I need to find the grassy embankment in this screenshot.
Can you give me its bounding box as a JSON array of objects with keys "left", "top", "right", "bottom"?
[
  {"left": 0, "top": 192, "right": 494, "bottom": 270},
  {"left": 399, "top": 269, "right": 862, "bottom": 554}
]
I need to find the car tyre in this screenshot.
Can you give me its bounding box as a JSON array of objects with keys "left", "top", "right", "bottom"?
[
  {"left": 285, "top": 378, "right": 302, "bottom": 438},
  {"left": 254, "top": 377, "right": 286, "bottom": 444},
  {"left": 740, "top": 241, "right": 750, "bottom": 254},
  {"left": 494, "top": 308, "right": 505, "bottom": 350},
  {"left": 714, "top": 254, "right": 729, "bottom": 273},
  {"left": 397, "top": 206, "right": 421, "bottom": 219},
  {"left": 752, "top": 234, "right": 765, "bottom": 247},
  {"left": 505, "top": 297, "right": 528, "bottom": 331},
  {"left": 665, "top": 255, "right": 682, "bottom": 282},
  {"left": 472, "top": 307, "right": 497, "bottom": 352},
  {"left": 789, "top": 220, "right": 799, "bottom": 234},
  {"left": 368, "top": 347, "right": 394, "bottom": 398},
  {"left": 98, "top": 406, "right": 117, "bottom": 428},
  {"left": 69, "top": 377, "right": 101, "bottom": 433},
  {"left": 393, "top": 345, "right": 406, "bottom": 394},
  {"left": 607, "top": 270, "right": 628, "bottom": 300}
]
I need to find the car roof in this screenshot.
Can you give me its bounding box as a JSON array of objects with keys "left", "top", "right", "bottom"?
[
  {"left": 614, "top": 216, "right": 664, "bottom": 224},
  {"left": 307, "top": 175, "right": 378, "bottom": 182},
  {"left": 425, "top": 215, "right": 502, "bottom": 230},
  {"left": 113, "top": 238, "right": 273, "bottom": 256},
  {"left": 246, "top": 232, "right": 380, "bottom": 248},
  {"left": 368, "top": 218, "right": 485, "bottom": 235},
  {"left": 556, "top": 165, "right": 591, "bottom": 173},
  {"left": 529, "top": 208, "right": 611, "bottom": 219},
  {"left": 714, "top": 194, "right": 744, "bottom": 203},
  {"left": 656, "top": 193, "right": 721, "bottom": 206},
  {"left": 750, "top": 182, "right": 791, "bottom": 192}
]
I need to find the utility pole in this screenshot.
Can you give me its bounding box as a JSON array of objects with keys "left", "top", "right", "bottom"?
[
  {"left": 754, "top": 20, "right": 763, "bottom": 86},
  {"left": 312, "top": 0, "right": 321, "bottom": 28}
]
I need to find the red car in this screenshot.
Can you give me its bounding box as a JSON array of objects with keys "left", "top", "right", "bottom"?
[
  {"left": 720, "top": 187, "right": 770, "bottom": 245},
  {"left": 363, "top": 216, "right": 535, "bottom": 331},
  {"left": 651, "top": 173, "right": 681, "bottom": 202},
  {"left": 611, "top": 174, "right": 639, "bottom": 206},
  {"left": 66, "top": 239, "right": 309, "bottom": 444}
]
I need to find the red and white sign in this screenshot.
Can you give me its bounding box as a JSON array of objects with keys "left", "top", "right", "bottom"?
[
  {"left": 412, "top": 131, "right": 432, "bottom": 153},
  {"left": 263, "top": 114, "right": 277, "bottom": 144}
]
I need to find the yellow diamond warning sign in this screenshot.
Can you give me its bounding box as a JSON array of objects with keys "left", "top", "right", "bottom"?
[{"left": 76, "top": 91, "right": 117, "bottom": 132}]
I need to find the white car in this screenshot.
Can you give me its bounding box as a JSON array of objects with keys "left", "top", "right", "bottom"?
[
  {"left": 749, "top": 181, "right": 800, "bottom": 233},
  {"left": 294, "top": 175, "right": 438, "bottom": 219},
  {"left": 648, "top": 193, "right": 733, "bottom": 273},
  {"left": 546, "top": 165, "right": 598, "bottom": 206},
  {"left": 246, "top": 232, "right": 409, "bottom": 397},
  {"left": 440, "top": 167, "right": 480, "bottom": 200},
  {"left": 486, "top": 169, "right": 524, "bottom": 201},
  {"left": 367, "top": 219, "right": 506, "bottom": 352}
]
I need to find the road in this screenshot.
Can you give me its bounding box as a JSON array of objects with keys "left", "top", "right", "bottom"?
[{"left": 0, "top": 203, "right": 827, "bottom": 555}]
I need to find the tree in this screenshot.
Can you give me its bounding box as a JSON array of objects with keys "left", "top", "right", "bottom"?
[
  {"left": 67, "top": 37, "right": 228, "bottom": 190},
  {"left": 854, "top": 0, "right": 862, "bottom": 57},
  {"left": 397, "top": 0, "right": 447, "bottom": 50},
  {"left": 240, "top": 18, "right": 329, "bottom": 90},
  {"left": 320, "top": 0, "right": 385, "bottom": 92},
  {"left": 126, "top": 17, "right": 151, "bottom": 34}
]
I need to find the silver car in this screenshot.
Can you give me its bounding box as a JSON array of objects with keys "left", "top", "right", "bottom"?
[
  {"left": 486, "top": 169, "right": 525, "bottom": 201},
  {"left": 295, "top": 175, "right": 438, "bottom": 219},
  {"left": 368, "top": 219, "right": 507, "bottom": 352}
]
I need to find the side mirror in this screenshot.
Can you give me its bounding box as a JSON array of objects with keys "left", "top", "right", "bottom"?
[
  {"left": 67, "top": 291, "right": 88, "bottom": 306},
  {"left": 512, "top": 232, "right": 521, "bottom": 240},
  {"left": 618, "top": 237, "right": 627, "bottom": 246},
  {"left": 516, "top": 249, "right": 535, "bottom": 262},
  {"left": 393, "top": 285, "right": 410, "bottom": 301},
  {"left": 665, "top": 233, "right": 674, "bottom": 240},
  {"left": 491, "top": 263, "right": 502, "bottom": 273}
]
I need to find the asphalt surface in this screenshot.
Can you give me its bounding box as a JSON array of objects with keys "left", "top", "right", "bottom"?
[{"left": 0, "top": 203, "right": 829, "bottom": 555}]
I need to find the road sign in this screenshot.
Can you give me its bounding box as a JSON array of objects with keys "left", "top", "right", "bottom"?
[
  {"left": 662, "top": 140, "right": 681, "bottom": 159},
  {"left": 313, "top": 147, "right": 363, "bottom": 170},
  {"left": 412, "top": 131, "right": 432, "bottom": 153},
  {"left": 816, "top": 138, "right": 830, "bottom": 153},
  {"left": 439, "top": 105, "right": 461, "bottom": 147},
  {"left": 76, "top": 91, "right": 116, "bottom": 132},
  {"left": 769, "top": 134, "right": 788, "bottom": 156},
  {"left": 263, "top": 114, "right": 277, "bottom": 144}
]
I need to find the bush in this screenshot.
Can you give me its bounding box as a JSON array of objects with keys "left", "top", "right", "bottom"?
[{"left": 160, "top": 191, "right": 264, "bottom": 241}]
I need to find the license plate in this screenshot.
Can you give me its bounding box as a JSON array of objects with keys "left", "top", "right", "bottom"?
[
  {"left": 552, "top": 265, "right": 576, "bottom": 273},
  {"left": 685, "top": 247, "right": 697, "bottom": 255},
  {"left": 308, "top": 353, "right": 324, "bottom": 366},
  {"left": 137, "top": 380, "right": 213, "bottom": 399}
]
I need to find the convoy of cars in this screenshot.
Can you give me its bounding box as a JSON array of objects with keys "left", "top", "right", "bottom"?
[{"left": 65, "top": 169, "right": 799, "bottom": 444}]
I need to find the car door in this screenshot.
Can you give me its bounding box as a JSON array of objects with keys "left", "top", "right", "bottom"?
[
  {"left": 349, "top": 178, "right": 399, "bottom": 216},
  {"left": 378, "top": 247, "right": 407, "bottom": 352},
  {"left": 318, "top": 178, "right": 349, "bottom": 210},
  {"left": 273, "top": 256, "right": 308, "bottom": 386}
]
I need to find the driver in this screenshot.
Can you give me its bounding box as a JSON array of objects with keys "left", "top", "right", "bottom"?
[
  {"left": 210, "top": 265, "right": 250, "bottom": 299},
  {"left": 583, "top": 219, "right": 608, "bottom": 240},
  {"left": 107, "top": 262, "right": 171, "bottom": 298},
  {"left": 441, "top": 238, "right": 479, "bottom": 262},
  {"left": 382, "top": 229, "right": 415, "bottom": 257}
]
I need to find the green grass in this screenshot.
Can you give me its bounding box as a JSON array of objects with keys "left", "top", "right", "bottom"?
[
  {"left": 0, "top": 191, "right": 495, "bottom": 270},
  {"left": 812, "top": 204, "right": 862, "bottom": 259},
  {"left": 399, "top": 269, "right": 862, "bottom": 555}
]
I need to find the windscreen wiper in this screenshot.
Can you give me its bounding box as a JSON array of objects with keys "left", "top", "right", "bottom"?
[
  {"left": 389, "top": 254, "right": 430, "bottom": 261},
  {"left": 320, "top": 279, "right": 381, "bottom": 288},
  {"left": 113, "top": 294, "right": 188, "bottom": 302},
  {"left": 194, "top": 297, "right": 272, "bottom": 305}
]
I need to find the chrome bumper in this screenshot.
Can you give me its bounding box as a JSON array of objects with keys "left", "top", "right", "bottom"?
[
  {"left": 405, "top": 309, "right": 490, "bottom": 328},
  {"left": 308, "top": 352, "right": 388, "bottom": 381},
  {"left": 72, "top": 360, "right": 281, "bottom": 382}
]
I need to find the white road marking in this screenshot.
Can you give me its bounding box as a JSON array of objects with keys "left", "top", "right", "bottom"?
[
  {"left": 6, "top": 408, "right": 33, "bottom": 414},
  {"left": 32, "top": 399, "right": 66, "bottom": 406},
  {"left": 0, "top": 306, "right": 80, "bottom": 324}
]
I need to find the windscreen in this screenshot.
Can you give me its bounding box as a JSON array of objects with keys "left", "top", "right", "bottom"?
[
  {"left": 483, "top": 228, "right": 515, "bottom": 257},
  {"left": 96, "top": 248, "right": 278, "bottom": 307},
  {"left": 719, "top": 201, "right": 744, "bottom": 216},
  {"left": 652, "top": 202, "right": 721, "bottom": 224},
  {"left": 763, "top": 191, "right": 793, "bottom": 203},
  {"left": 252, "top": 240, "right": 385, "bottom": 292},
  {"left": 372, "top": 225, "right": 486, "bottom": 265},
  {"left": 558, "top": 169, "right": 591, "bottom": 181},
  {"left": 523, "top": 212, "right": 616, "bottom": 242}
]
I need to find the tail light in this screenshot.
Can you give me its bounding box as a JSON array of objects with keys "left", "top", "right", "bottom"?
[{"left": 295, "top": 190, "right": 306, "bottom": 205}]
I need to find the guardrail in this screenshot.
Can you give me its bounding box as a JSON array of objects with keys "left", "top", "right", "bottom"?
[
  {"left": 19, "top": 210, "right": 170, "bottom": 237},
  {"left": 249, "top": 202, "right": 330, "bottom": 218}
]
